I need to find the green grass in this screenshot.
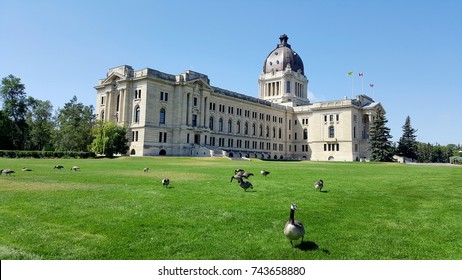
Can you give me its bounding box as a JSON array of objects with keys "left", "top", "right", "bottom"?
[{"left": 0, "top": 157, "right": 461, "bottom": 260}]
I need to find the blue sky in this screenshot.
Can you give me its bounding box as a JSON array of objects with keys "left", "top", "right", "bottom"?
[{"left": 1, "top": 0, "right": 461, "bottom": 145}]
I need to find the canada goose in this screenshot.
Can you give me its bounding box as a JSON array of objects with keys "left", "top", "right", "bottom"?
[
  {"left": 21, "top": 167, "right": 32, "bottom": 171},
  {"left": 237, "top": 178, "right": 253, "bottom": 191},
  {"left": 230, "top": 170, "right": 254, "bottom": 182},
  {"left": 54, "top": 165, "right": 64, "bottom": 169},
  {"left": 284, "top": 203, "right": 305, "bottom": 247},
  {"left": 162, "top": 178, "right": 170, "bottom": 187},
  {"left": 143, "top": 167, "right": 150, "bottom": 172},
  {"left": 260, "top": 170, "right": 270, "bottom": 176},
  {"left": 70, "top": 166, "right": 80, "bottom": 171},
  {"left": 314, "top": 180, "right": 324, "bottom": 191},
  {"left": 1, "top": 169, "right": 15, "bottom": 175}
]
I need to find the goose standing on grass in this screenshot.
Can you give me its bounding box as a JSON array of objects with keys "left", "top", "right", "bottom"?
[
  {"left": 284, "top": 203, "right": 305, "bottom": 247},
  {"left": 22, "top": 167, "right": 32, "bottom": 171},
  {"left": 237, "top": 178, "right": 253, "bottom": 191},
  {"left": 70, "top": 166, "right": 80, "bottom": 171},
  {"left": 143, "top": 167, "right": 150, "bottom": 172},
  {"left": 54, "top": 165, "right": 64, "bottom": 169},
  {"left": 314, "top": 180, "right": 324, "bottom": 191},
  {"left": 260, "top": 170, "right": 270, "bottom": 176},
  {"left": 162, "top": 178, "right": 170, "bottom": 188}
]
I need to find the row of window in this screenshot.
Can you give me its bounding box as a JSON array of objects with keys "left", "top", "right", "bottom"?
[
  {"left": 209, "top": 102, "right": 284, "bottom": 123},
  {"left": 131, "top": 105, "right": 321, "bottom": 140},
  {"left": 324, "top": 114, "right": 340, "bottom": 122}
]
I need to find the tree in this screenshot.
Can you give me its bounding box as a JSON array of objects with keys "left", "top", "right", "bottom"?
[
  {"left": 368, "top": 109, "right": 394, "bottom": 162},
  {"left": 26, "top": 97, "right": 54, "bottom": 150},
  {"left": 397, "top": 116, "right": 418, "bottom": 160},
  {"left": 54, "top": 96, "right": 95, "bottom": 151},
  {"left": 90, "top": 120, "right": 129, "bottom": 157},
  {"left": 0, "top": 110, "right": 15, "bottom": 149},
  {"left": 0, "top": 74, "right": 29, "bottom": 149}
]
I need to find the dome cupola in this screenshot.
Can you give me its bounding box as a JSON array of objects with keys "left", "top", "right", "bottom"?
[{"left": 263, "top": 34, "right": 304, "bottom": 75}]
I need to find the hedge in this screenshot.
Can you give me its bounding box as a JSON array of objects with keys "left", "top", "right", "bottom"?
[
  {"left": 0, "top": 150, "right": 96, "bottom": 159},
  {"left": 449, "top": 156, "right": 462, "bottom": 165}
]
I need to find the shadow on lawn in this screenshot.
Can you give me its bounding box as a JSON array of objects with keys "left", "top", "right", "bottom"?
[{"left": 296, "top": 240, "right": 330, "bottom": 254}]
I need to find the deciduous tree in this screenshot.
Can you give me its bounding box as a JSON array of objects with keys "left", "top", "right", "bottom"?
[
  {"left": 0, "top": 74, "right": 29, "bottom": 149},
  {"left": 54, "top": 96, "right": 95, "bottom": 151},
  {"left": 90, "top": 120, "right": 128, "bottom": 157}
]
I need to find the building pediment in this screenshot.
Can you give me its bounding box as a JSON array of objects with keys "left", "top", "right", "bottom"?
[{"left": 184, "top": 78, "right": 213, "bottom": 93}]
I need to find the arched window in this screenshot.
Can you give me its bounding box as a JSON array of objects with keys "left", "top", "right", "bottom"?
[
  {"left": 219, "top": 118, "right": 223, "bottom": 132},
  {"left": 329, "top": 126, "right": 335, "bottom": 138},
  {"left": 272, "top": 127, "right": 276, "bottom": 138},
  {"left": 244, "top": 122, "right": 249, "bottom": 135},
  {"left": 100, "top": 110, "right": 105, "bottom": 120},
  {"left": 259, "top": 124, "right": 263, "bottom": 136},
  {"left": 209, "top": 117, "right": 214, "bottom": 130},
  {"left": 278, "top": 127, "right": 282, "bottom": 139},
  {"left": 303, "top": 128, "right": 308, "bottom": 140},
  {"left": 134, "top": 106, "right": 140, "bottom": 123},
  {"left": 160, "top": 108, "right": 166, "bottom": 124},
  {"left": 228, "top": 119, "right": 232, "bottom": 133},
  {"left": 266, "top": 126, "right": 270, "bottom": 137},
  {"left": 237, "top": 121, "right": 241, "bottom": 134},
  {"left": 252, "top": 123, "right": 256, "bottom": 135}
]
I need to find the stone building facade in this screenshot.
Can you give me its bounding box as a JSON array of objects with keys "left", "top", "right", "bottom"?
[{"left": 95, "top": 35, "right": 383, "bottom": 161}]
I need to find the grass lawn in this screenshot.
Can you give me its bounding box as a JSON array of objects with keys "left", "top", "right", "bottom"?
[{"left": 0, "top": 157, "right": 461, "bottom": 260}]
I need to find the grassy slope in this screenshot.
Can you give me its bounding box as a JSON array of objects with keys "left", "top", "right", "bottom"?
[{"left": 0, "top": 157, "right": 461, "bottom": 260}]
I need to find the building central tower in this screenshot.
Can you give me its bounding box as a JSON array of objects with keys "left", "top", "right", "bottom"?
[{"left": 258, "top": 34, "right": 309, "bottom": 106}]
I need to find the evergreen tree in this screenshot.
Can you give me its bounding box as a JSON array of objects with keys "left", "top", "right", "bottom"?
[
  {"left": 368, "top": 109, "right": 394, "bottom": 162},
  {"left": 397, "top": 116, "right": 418, "bottom": 160}
]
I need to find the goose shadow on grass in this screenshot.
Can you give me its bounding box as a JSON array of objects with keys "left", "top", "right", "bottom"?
[{"left": 295, "top": 240, "right": 330, "bottom": 254}]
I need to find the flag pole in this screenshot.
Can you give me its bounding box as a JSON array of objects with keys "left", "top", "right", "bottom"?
[
  {"left": 370, "top": 83, "right": 375, "bottom": 100},
  {"left": 347, "top": 72, "right": 354, "bottom": 99}
]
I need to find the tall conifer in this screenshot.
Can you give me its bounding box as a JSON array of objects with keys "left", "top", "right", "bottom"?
[{"left": 369, "top": 109, "right": 394, "bottom": 162}]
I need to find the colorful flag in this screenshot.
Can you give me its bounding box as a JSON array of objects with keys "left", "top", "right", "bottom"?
[
  {"left": 347, "top": 72, "right": 353, "bottom": 76},
  {"left": 358, "top": 72, "right": 363, "bottom": 77},
  {"left": 370, "top": 84, "right": 374, "bottom": 88}
]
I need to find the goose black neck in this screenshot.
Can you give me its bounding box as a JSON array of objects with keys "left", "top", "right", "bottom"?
[{"left": 289, "top": 209, "right": 295, "bottom": 224}]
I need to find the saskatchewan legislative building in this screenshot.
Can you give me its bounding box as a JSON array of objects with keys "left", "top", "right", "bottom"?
[{"left": 95, "top": 34, "right": 383, "bottom": 161}]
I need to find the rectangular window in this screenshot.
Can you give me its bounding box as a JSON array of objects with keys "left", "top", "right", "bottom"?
[
  {"left": 135, "top": 89, "right": 142, "bottom": 99},
  {"left": 192, "top": 114, "right": 197, "bottom": 127},
  {"left": 193, "top": 97, "right": 198, "bottom": 106},
  {"left": 286, "top": 81, "right": 291, "bottom": 93}
]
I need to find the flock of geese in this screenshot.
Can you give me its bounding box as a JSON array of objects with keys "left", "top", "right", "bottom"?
[
  {"left": 2, "top": 162, "right": 325, "bottom": 248},
  {"left": 155, "top": 166, "right": 325, "bottom": 247}
]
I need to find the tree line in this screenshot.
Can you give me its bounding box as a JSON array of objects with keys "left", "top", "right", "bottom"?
[
  {"left": 1, "top": 74, "right": 460, "bottom": 161},
  {"left": 368, "top": 110, "right": 461, "bottom": 163},
  {"left": 1, "top": 74, "right": 128, "bottom": 157}
]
